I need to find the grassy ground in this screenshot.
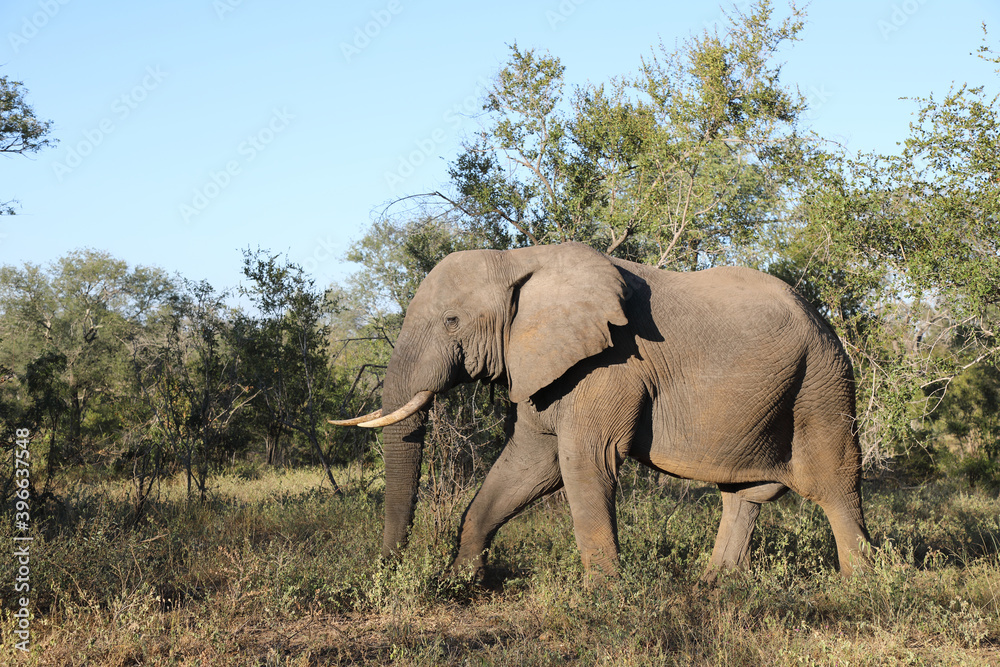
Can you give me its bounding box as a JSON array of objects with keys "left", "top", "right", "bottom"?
[{"left": 3, "top": 464, "right": 1000, "bottom": 665}]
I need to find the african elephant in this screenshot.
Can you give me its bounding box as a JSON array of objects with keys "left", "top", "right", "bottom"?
[{"left": 332, "top": 241, "right": 870, "bottom": 579}]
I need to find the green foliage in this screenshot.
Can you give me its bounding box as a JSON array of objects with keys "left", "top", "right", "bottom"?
[
  {"left": 235, "top": 249, "right": 340, "bottom": 468},
  {"left": 765, "top": 30, "right": 1000, "bottom": 466},
  {"left": 1, "top": 74, "right": 55, "bottom": 214},
  {"left": 340, "top": 5, "right": 997, "bottom": 478},
  {"left": 129, "top": 278, "right": 252, "bottom": 501},
  {"left": 342, "top": 213, "right": 497, "bottom": 318},
  {"left": 223, "top": 250, "right": 360, "bottom": 502},
  {"left": 0, "top": 247, "right": 356, "bottom": 499},
  {"left": 445, "top": 1, "right": 818, "bottom": 271},
  {"left": 0, "top": 75, "right": 53, "bottom": 155},
  {"left": 320, "top": 5, "right": 1000, "bottom": 489},
  {"left": 0, "top": 250, "right": 173, "bottom": 471}
]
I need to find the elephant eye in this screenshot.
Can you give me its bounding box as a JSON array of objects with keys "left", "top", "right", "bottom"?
[{"left": 444, "top": 315, "right": 460, "bottom": 332}]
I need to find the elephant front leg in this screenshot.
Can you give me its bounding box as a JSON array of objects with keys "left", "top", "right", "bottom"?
[
  {"left": 556, "top": 381, "right": 645, "bottom": 581},
  {"left": 452, "top": 425, "right": 562, "bottom": 578},
  {"left": 559, "top": 443, "right": 622, "bottom": 582}
]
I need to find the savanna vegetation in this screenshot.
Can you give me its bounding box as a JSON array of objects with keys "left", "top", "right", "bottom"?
[{"left": 2, "top": 2, "right": 1000, "bottom": 664}]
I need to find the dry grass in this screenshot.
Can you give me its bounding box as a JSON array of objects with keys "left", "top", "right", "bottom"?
[{"left": 4, "top": 464, "right": 1000, "bottom": 665}]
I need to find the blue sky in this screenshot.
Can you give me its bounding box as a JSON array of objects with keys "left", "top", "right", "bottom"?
[{"left": 2, "top": 0, "right": 998, "bottom": 294}]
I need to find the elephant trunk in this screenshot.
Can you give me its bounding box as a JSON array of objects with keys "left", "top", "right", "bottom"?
[{"left": 379, "top": 367, "right": 431, "bottom": 559}]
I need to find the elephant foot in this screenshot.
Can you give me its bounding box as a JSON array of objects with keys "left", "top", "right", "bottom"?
[
  {"left": 696, "top": 564, "right": 730, "bottom": 589},
  {"left": 697, "top": 568, "right": 718, "bottom": 588},
  {"left": 444, "top": 551, "right": 487, "bottom": 583},
  {"left": 444, "top": 563, "right": 484, "bottom": 583},
  {"left": 578, "top": 551, "right": 620, "bottom": 589}
]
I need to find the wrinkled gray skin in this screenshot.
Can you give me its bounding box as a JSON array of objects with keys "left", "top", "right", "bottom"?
[{"left": 377, "top": 242, "right": 870, "bottom": 580}]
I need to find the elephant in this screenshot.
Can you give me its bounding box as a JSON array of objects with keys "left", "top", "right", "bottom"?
[{"left": 332, "top": 241, "right": 871, "bottom": 580}]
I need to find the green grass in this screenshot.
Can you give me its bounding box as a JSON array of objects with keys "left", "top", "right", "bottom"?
[{"left": 3, "top": 464, "right": 1000, "bottom": 665}]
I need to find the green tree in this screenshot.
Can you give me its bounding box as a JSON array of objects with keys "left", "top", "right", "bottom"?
[
  {"left": 785, "top": 27, "right": 1000, "bottom": 465},
  {"left": 345, "top": 10, "right": 998, "bottom": 478},
  {"left": 236, "top": 249, "right": 341, "bottom": 491},
  {"left": 131, "top": 279, "right": 252, "bottom": 500},
  {"left": 0, "top": 250, "right": 172, "bottom": 471},
  {"left": 1, "top": 75, "right": 55, "bottom": 214},
  {"left": 442, "top": 1, "right": 818, "bottom": 269}
]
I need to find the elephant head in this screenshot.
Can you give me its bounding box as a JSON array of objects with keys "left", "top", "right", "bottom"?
[{"left": 333, "top": 242, "right": 630, "bottom": 558}]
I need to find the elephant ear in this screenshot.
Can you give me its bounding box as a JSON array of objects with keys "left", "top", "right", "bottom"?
[{"left": 505, "top": 242, "right": 629, "bottom": 404}]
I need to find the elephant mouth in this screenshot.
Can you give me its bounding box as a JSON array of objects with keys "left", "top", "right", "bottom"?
[{"left": 329, "top": 390, "right": 435, "bottom": 429}]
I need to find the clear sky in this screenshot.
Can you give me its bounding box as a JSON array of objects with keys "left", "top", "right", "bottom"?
[{"left": 2, "top": 0, "right": 998, "bottom": 293}]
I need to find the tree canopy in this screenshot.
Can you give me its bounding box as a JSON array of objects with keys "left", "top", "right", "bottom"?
[{"left": 1, "top": 75, "right": 54, "bottom": 214}]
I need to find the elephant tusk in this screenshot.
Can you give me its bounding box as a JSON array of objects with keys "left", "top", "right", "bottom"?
[
  {"left": 358, "top": 391, "right": 435, "bottom": 428},
  {"left": 328, "top": 408, "right": 383, "bottom": 426}
]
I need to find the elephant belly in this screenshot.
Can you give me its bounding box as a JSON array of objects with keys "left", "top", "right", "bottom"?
[
  {"left": 630, "top": 373, "right": 797, "bottom": 485},
  {"left": 637, "top": 432, "right": 793, "bottom": 484}
]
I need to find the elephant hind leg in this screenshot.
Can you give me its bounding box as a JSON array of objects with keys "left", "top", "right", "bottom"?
[
  {"left": 815, "top": 483, "right": 871, "bottom": 576},
  {"left": 701, "top": 482, "right": 788, "bottom": 584},
  {"left": 790, "top": 420, "right": 871, "bottom": 575}
]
